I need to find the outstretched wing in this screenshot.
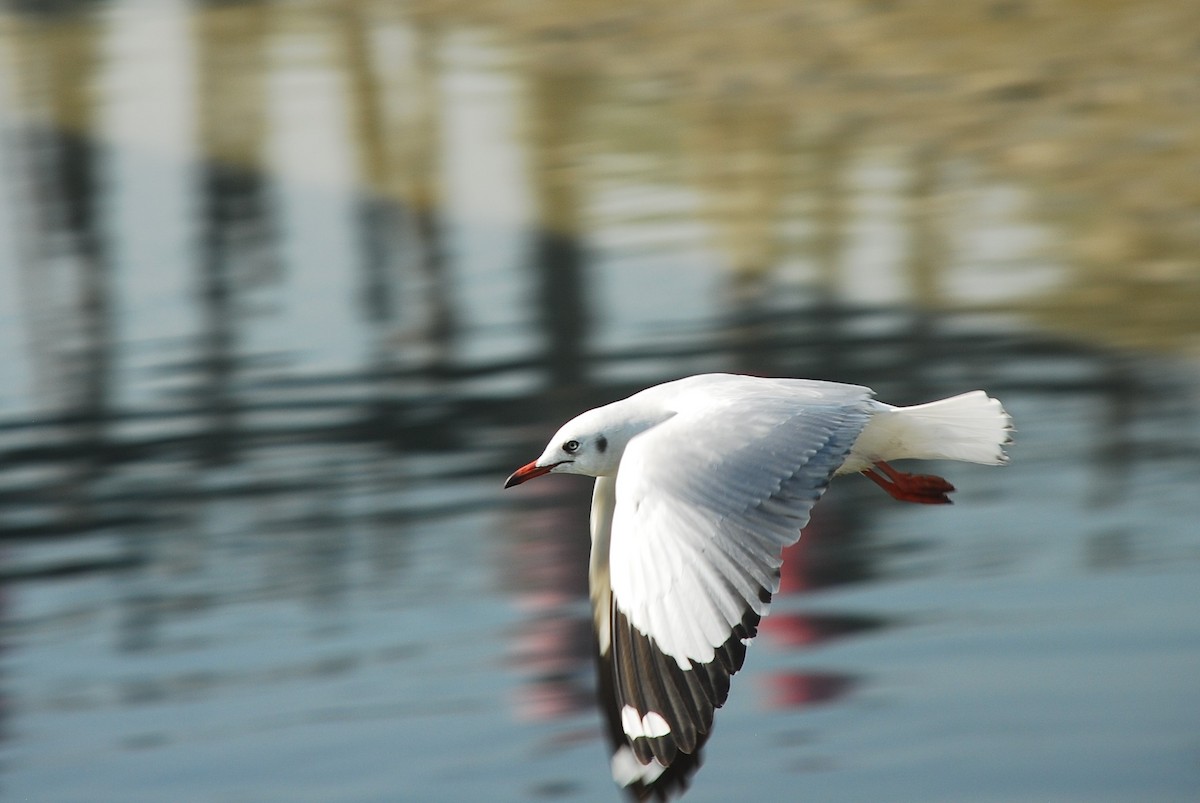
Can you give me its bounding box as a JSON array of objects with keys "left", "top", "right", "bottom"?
[{"left": 598, "top": 382, "right": 872, "bottom": 797}]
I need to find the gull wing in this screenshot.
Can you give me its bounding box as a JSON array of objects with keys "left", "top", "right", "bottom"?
[{"left": 598, "top": 383, "right": 872, "bottom": 794}]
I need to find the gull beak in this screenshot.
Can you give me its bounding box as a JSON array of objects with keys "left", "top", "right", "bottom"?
[{"left": 504, "top": 460, "right": 553, "bottom": 488}]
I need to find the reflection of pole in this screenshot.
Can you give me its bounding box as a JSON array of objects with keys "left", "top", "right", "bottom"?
[
  {"left": 687, "top": 101, "right": 787, "bottom": 374},
  {"left": 195, "top": 174, "right": 237, "bottom": 468},
  {"left": 1092, "top": 354, "right": 1136, "bottom": 507},
  {"left": 342, "top": 4, "right": 398, "bottom": 329},
  {"left": 193, "top": 7, "right": 273, "bottom": 467},
  {"left": 340, "top": 5, "right": 406, "bottom": 435},
  {"left": 899, "top": 144, "right": 944, "bottom": 400},
  {"left": 503, "top": 67, "right": 597, "bottom": 725},
  {"left": 336, "top": 7, "right": 422, "bottom": 582},
  {"left": 408, "top": 23, "right": 455, "bottom": 375},
  {"left": 49, "top": 11, "right": 112, "bottom": 426},
  {"left": 526, "top": 70, "right": 590, "bottom": 394},
  {"left": 810, "top": 122, "right": 853, "bottom": 380},
  {"left": 687, "top": 102, "right": 785, "bottom": 300},
  {"left": 10, "top": 14, "right": 112, "bottom": 521},
  {"left": 69, "top": 127, "right": 113, "bottom": 510}
]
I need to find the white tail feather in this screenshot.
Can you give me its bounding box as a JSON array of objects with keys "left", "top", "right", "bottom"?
[{"left": 839, "top": 391, "right": 1013, "bottom": 473}]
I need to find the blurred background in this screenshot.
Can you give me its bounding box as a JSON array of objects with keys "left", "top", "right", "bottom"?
[{"left": 0, "top": 1, "right": 1198, "bottom": 801}]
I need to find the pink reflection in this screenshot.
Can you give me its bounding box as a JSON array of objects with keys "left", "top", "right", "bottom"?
[
  {"left": 500, "top": 474, "right": 596, "bottom": 723},
  {"left": 513, "top": 669, "right": 594, "bottom": 721},
  {"left": 761, "top": 672, "right": 857, "bottom": 709},
  {"left": 763, "top": 612, "right": 825, "bottom": 648},
  {"left": 777, "top": 500, "right": 850, "bottom": 596}
]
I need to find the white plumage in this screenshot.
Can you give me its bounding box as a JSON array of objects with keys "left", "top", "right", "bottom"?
[
  {"left": 505, "top": 373, "right": 1013, "bottom": 800},
  {"left": 838, "top": 390, "right": 1011, "bottom": 472}
]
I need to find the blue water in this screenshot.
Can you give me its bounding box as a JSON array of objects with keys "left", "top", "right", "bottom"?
[{"left": 1, "top": 4, "right": 1199, "bottom": 802}]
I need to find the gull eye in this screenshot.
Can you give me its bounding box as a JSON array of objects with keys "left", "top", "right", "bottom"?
[{"left": 562, "top": 440, "right": 580, "bottom": 454}]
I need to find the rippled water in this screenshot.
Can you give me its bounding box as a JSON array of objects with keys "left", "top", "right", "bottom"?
[{"left": 1, "top": 3, "right": 1199, "bottom": 802}]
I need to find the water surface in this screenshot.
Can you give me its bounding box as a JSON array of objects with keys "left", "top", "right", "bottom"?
[{"left": 1, "top": 3, "right": 1198, "bottom": 801}]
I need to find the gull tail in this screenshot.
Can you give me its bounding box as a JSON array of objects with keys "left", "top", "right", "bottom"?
[
  {"left": 841, "top": 391, "right": 1014, "bottom": 474},
  {"left": 886, "top": 390, "right": 1013, "bottom": 464}
]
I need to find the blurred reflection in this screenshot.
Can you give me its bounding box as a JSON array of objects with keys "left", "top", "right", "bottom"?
[
  {"left": 761, "top": 613, "right": 886, "bottom": 650},
  {"left": 501, "top": 482, "right": 595, "bottom": 722},
  {"left": 347, "top": 15, "right": 457, "bottom": 376},
  {"left": 194, "top": 5, "right": 273, "bottom": 467},
  {"left": 761, "top": 671, "right": 857, "bottom": 710},
  {"left": 686, "top": 100, "right": 787, "bottom": 308},
  {"left": 526, "top": 68, "right": 592, "bottom": 391},
  {"left": 7, "top": 5, "right": 112, "bottom": 533},
  {"left": 0, "top": 2, "right": 1196, "bottom": 801}
]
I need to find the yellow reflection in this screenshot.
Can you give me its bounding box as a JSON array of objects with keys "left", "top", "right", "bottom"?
[{"left": 2, "top": 0, "right": 1197, "bottom": 352}]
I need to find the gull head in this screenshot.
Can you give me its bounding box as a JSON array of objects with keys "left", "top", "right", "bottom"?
[{"left": 504, "top": 404, "right": 665, "bottom": 488}]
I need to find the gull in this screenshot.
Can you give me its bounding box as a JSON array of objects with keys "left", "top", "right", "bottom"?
[{"left": 504, "top": 373, "right": 1012, "bottom": 800}]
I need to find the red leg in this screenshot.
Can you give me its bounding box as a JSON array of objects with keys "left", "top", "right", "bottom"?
[{"left": 862, "top": 461, "right": 955, "bottom": 505}]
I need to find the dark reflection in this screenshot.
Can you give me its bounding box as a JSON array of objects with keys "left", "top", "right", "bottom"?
[
  {"left": 807, "top": 122, "right": 857, "bottom": 384},
  {"left": 760, "top": 612, "right": 889, "bottom": 650},
  {"left": 1090, "top": 354, "right": 1138, "bottom": 507},
  {"left": 9, "top": 10, "right": 114, "bottom": 543},
  {"left": 193, "top": 6, "right": 273, "bottom": 467},
  {"left": 527, "top": 69, "right": 592, "bottom": 392}
]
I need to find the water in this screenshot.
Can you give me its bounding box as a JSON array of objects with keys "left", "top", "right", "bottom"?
[{"left": 1, "top": 3, "right": 1199, "bottom": 801}]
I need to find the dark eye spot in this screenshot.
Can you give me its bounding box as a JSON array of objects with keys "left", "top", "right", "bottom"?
[
  {"left": 596, "top": 435, "right": 608, "bottom": 453},
  {"left": 563, "top": 440, "right": 580, "bottom": 454}
]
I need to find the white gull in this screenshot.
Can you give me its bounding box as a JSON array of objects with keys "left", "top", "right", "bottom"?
[{"left": 505, "top": 373, "right": 1013, "bottom": 800}]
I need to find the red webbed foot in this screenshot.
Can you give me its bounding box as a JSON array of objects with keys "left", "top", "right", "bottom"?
[{"left": 862, "top": 460, "right": 955, "bottom": 504}]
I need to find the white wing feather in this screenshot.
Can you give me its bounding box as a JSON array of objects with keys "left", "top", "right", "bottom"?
[{"left": 607, "top": 379, "right": 873, "bottom": 668}]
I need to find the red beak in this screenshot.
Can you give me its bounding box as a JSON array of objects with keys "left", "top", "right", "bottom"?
[{"left": 504, "top": 460, "right": 554, "bottom": 488}]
